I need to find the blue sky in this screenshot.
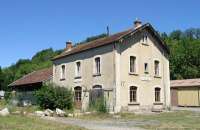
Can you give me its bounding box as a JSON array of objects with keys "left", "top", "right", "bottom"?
[{"left": 0, "top": 0, "right": 199, "bottom": 67}]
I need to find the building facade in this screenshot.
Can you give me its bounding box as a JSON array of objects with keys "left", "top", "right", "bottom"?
[{"left": 52, "top": 20, "right": 171, "bottom": 112}]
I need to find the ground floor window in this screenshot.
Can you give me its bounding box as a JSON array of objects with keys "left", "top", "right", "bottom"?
[
  {"left": 155, "top": 87, "right": 161, "bottom": 102},
  {"left": 74, "top": 86, "right": 82, "bottom": 102},
  {"left": 130, "top": 86, "right": 137, "bottom": 102}
]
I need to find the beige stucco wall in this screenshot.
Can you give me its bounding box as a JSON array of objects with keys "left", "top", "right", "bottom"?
[
  {"left": 53, "top": 44, "right": 115, "bottom": 111},
  {"left": 52, "top": 29, "right": 170, "bottom": 112},
  {"left": 119, "top": 30, "right": 170, "bottom": 111}
]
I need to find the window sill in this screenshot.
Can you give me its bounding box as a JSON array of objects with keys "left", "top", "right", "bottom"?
[
  {"left": 129, "top": 72, "right": 139, "bottom": 76},
  {"left": 144, "top": 71, "right": 149, "bottom": 74},
  {"left": 128, "top": 102, "right": 140, "bottom": 105},
  {"left": 154, "top": 75, "right": 161, "bottom": 78},
  {"left": 153, "top": 102, "right": 163, "bottom": 105},
  {"left": 93, "top": 73, "right": 101, "bottom": 77},
  {"left": 60, "top": 78, "right": 65, "bottom": 81},
  {"left": 74, "top": 76, "right": 82, "bottom": 79}
]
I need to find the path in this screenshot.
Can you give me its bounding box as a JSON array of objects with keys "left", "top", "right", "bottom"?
[{"left": 43, "top": 116, "right": 151, "bottom": 130}]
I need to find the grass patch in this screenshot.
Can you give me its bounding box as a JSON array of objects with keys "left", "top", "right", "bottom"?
[
  {"left": 0, "top": 115, "right": 87, "bottom": 130},
  {"left": 78, "top": 111, "right": 200, "bottom": 129},
  {"left": 79, "top": 112, "right": 113, "bottom": 120},
  {"left": 0, "top": 99, "right": 6, "bottom": 109}
]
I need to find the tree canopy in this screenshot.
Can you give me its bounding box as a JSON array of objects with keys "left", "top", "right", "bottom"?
[{"left": 161, "top": 28, "right": 200, "bottom": 80}]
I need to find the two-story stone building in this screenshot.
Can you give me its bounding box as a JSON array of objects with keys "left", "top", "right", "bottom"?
[{"left": 52, "top": 20, "right": 171, "bottom": 113}]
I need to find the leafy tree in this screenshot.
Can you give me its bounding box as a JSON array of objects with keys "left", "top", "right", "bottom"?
[
  {"left": 75, "top": 33, "right": 107, "bottom": 46},
  {"left": 169, "top": 30, "right": 183, "bottom": 40},
  {"left": 164, "top": 28, "right": 200, "bottom": 80},
  {"left": 0, "top": 66, "right": 3, "bottom": 90}
]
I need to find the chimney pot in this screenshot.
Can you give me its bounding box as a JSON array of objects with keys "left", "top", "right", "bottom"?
[
  {"left": 134, "top": 19, "right": 142, "bottom": 29},
  {"left": 66, "top": 41, "right": 73, "bottom": 51}
]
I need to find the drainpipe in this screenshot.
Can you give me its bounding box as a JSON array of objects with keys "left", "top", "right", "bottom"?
[
  {"left": 113, "top": 43, "right": 117, "bottom": 112},
  {"left": 162, "top": 51, "right": 167, "bottom": 108},
  {"left": 198, "top": 87, "right": 200, "bottom": 106}
]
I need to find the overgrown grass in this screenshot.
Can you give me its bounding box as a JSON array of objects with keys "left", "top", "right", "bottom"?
[
  {"left": 0, "top": 99, "right": 6, "bottom": 109},
  {"left": 0, "top": 99, "right": 40, "bottom": 114},
  {"left": 0, "top": 115, "right": 87, "bottom": 130}
]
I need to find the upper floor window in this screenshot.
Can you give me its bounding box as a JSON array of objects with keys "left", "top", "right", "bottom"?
[
  {"left": 130, "top": 86, "right": 137, "bottom": 102},
  {"left": 130, "top": 56, "right": 136, "bottom": 73},
  {"left": 154, "top": 60, "right": 160, "bottom": 76},
  {"left": 75, "top": 61, "right": 81, "bottom": 78},
  {"left": 94, "top": 57, "right": 101, "bottom": 75},
  {"left": 141, "top": 33, "right": 148, "bottom": 44},
  {"left": 155, "top": 87, "right": 161, "bottom": 102},
  {"left": 61, "top": 65, "right": 66, "bottom": 80},
  {"left": 144, "top": 63, "right": 149, "bottom": 74}
]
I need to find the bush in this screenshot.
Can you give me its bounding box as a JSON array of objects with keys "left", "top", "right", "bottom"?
[
  {"left": 4, "top": 91, "right": 12, "bottom": 103},
  {"left": 35, "top": 84, "right": 73, "bottom": 110},
  {"left": 89, "top": 96, "right": 107, "bottom": 113}
]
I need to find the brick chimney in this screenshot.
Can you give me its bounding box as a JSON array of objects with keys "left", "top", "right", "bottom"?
[
  {"left": 134, "top": 18, "right": 142, "bottom": 29},
  {"left": 65, "top": 41, "right": 73, "bottom": 51}
]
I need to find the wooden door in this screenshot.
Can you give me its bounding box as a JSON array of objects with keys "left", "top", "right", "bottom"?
[
  {"left": 178, "top": 88, "right": 199, "bottom": 106},
  {"left": 171, "top": 88, "right": 178, "bottom": 106},
  {"left": 74, "top": 86, "right": 82, "bottom": 109}
]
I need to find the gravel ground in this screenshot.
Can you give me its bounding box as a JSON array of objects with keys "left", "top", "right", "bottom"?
[{"left": 43, "top": 116, "right": 152, "bottom": 130}]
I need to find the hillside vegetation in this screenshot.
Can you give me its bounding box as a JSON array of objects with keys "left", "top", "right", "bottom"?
[{"left": 1, "top": 28, "right": 200, "bottom": 90}]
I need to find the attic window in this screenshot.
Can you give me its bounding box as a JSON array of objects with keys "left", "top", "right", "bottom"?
[
  {"left": 144, "top": 63, "right": 149, "bottom": 74},
  {"left": 141, "top": 33, "right": 148, "bottom": 45}
]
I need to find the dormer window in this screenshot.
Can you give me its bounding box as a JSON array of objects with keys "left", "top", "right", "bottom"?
[
  {"left": 61, "top": 65, "right": 66, "bottom": 80},
  {"left": 141, "top": 33, "right": 148, "bottom": 44}
]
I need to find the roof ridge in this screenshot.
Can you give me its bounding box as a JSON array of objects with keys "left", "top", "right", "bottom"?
[
  {"left": 62, "top": 28, "right": 133, "bottom": 53},
  {"left": 52, "top": 23, "right": 169, "bottom": 60}
]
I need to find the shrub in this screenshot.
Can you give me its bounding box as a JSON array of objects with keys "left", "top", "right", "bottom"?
[
  {"left": 4, "top": 91, "right": 12, "bottom": 103},
  {"left": 89, "top": 96, "right": 107, "bottom": 113},
  {"left": 35, "top": 84, "right": 73, "bottom": 110}
]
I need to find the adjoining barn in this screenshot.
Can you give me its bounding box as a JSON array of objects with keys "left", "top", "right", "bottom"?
[
  {"left": 9, "top": 68, "right": 52, "bottom": 106},
  {"left": 171, "top": 79, "right": 200, "bottom": 107}
]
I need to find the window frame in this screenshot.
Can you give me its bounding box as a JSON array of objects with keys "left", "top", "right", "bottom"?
[
  {"left": 129, "top": 55, "right": 138, "bottom": 75},
  {"left": 141, "top": 32, "right": 148, "bottom": 45},
  {"left": 75, "top": 60, "right": 82, "bottom": 78},
  {"left": 60, "top": 64, "right": 66, "bottom": 80},
  {"left": 155, "top": 87, "right": 161, "bottom": 102},
  {"left": 129, "top": 86, "right": 137, "bottom": 103},
  {"left": 154, "top": 59, "right": 161, "bottom": 78},
  {"left": 144, "top": 62, "right": 149, "bottom": 74},
  {"left": 74, "top": 86, "right": 82, "bottom": 102},
  {"left": 93, "top": 56, "right": 101, "bottom": 76}
]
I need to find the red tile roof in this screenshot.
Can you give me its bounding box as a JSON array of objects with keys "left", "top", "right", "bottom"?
[
  {"left": 52, "top": 23, "right": 169, "bottom": 60},
  {"left": 171, "top": 78, "right": 200, "bottom": 88},
  {"left": 9, "top": 68, "right": 53, "bottom": 87}
]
